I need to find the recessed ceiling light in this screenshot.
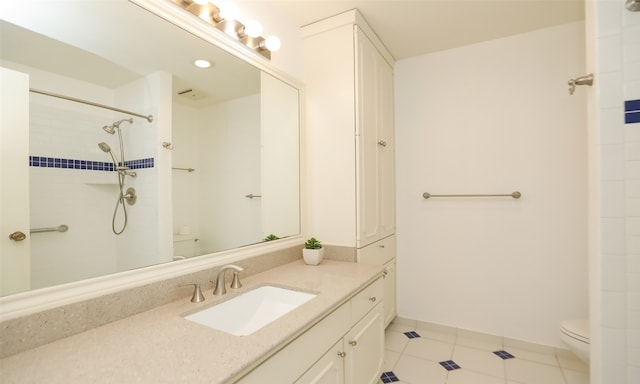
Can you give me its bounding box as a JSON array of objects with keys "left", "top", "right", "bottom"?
[{"left": 194, "top": 59, "right": 212, "bottom": 68}]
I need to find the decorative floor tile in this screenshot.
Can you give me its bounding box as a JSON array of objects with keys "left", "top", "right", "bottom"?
[
  {"left": 439, "top": 360, "right": 461, "bottom": 371},
  {"left": 380, "top": 371, "right": 400, "bottom": 383},
  {"left": 493, "top": 350, "right": 515, "bottom": 360},
  {"left": 403, "top": 331, "right": 421, "bottom": 339}
]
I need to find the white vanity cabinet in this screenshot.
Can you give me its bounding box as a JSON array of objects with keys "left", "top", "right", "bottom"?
[
  {"left": 303, "top": 9, "right": 397, "bottom": 327},
  {"left": 357, "top": 236, "right": 397, "bottom": 327},
  {"left": 236, "top": 278, "right": 384, "bottom": 384},
  {"left": 296, "top": 305, "right": 384, "bottom": 384}
]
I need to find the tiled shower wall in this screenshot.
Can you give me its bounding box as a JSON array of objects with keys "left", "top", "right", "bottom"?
[
  {"left": 19, "top": 63, "right": 164, "bottom": 290},
  {"left": 591, "top": 1, "right": 640, "bottom": 382}
]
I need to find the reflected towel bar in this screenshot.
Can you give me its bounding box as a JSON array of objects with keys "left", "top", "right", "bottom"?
[
  {"left": 172, "top": 167, "right": 195, "bottom": 172},
  {"left": 423, "top": 191, "right": 522, "bottom": 199},
  {"left": 245, "top": 194, "right": 262, "bottom": 199},
  {"left": 31, "top": 224, "right": 69, "bottom": 234}
]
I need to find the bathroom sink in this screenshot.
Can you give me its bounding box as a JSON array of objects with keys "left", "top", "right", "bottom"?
[{"left": 184, "top": 285, "right": 317, "bottom": 336}]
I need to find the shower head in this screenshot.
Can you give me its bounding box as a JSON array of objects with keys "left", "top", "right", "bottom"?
[{"left": 102, "top": 118, "right": 133, "bottom": 135}]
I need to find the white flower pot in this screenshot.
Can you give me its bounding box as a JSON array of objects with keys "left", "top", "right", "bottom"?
[{"left": 302, "top": 248, "right": 324, "bottom": 265}]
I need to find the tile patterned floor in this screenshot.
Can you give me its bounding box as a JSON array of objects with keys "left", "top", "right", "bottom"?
[{"left": 379, "top": 318, "right": 589, "bottom": 384}]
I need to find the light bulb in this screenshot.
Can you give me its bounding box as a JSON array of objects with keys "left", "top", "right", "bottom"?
[
  {"left": 218, "top": 1, "right": 239, "bottom": 21},
  {"left": 243, "top": 20, "right": 263, "bottom": 38},
  {"left": 193, "top": 0, "right": 209, "bottom": 4},
  {"left": 264, "top": 35, "right": 281, "bottom": 52}
]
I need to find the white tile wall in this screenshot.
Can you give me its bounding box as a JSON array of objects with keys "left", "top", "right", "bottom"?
[{"left": 593, "top": 1, "right": 640, "bottom": 382}]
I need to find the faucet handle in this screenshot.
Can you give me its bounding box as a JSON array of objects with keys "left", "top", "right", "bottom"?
[
  {"left": 230, "top": 271, "right": 242, "bottom": 289},
  {"left": 179, "top": 283, "right": 205, "bottom": 303}
]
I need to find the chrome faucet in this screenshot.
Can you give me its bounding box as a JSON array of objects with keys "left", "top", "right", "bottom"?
[{"left": 213, "top": 264, "right": 244, "bottom": 296}]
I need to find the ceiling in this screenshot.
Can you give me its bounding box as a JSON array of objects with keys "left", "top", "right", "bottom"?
[{"left": 269, "top": 0, "right": 585, "bottom": 60}]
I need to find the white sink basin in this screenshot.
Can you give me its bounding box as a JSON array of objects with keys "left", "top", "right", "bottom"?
[{"left": 184, "top": 285, "right": 317, "bottom": 336}]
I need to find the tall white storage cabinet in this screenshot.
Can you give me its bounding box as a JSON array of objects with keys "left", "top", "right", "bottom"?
[{"left": 303, "top": 10, "right": 397, "bottom": 327}]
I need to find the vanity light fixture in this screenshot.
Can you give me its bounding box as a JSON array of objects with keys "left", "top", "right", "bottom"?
[
  {"left": 261, "top": 35, "right": 281, "bottom": 52},
  {"left": 240, "top": 20, "right": 263, "bottom": 38},
  {"left": 172, "top": 0, "right": 280, "bottom": 59}
]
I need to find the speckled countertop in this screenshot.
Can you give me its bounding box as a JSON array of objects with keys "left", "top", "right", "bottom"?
[{"left": 0, "top": 260, "right": 383, "bottom": 384}]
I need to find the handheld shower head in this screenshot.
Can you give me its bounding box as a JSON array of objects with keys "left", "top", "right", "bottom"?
[
  {"left": 98, "top": 142, "right": 111, "bottom": 153},
  {"left": 98, "top": 142, "right": 120, "bottom": 167}
]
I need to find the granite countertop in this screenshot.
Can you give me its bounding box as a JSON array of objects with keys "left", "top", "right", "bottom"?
[{"left": 0, "top": 260, "right": 383, "bottom": 384}]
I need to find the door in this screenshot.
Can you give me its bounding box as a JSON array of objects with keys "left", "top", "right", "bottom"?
[
  {"left": 344, "top": 305, "right": 384, "bottom": 384},
  {"left": 295, "top": 340, "right": 345, "bottom": 384},
  {"left": 0, "top": 67, "right": 31, "bottom": 296}
]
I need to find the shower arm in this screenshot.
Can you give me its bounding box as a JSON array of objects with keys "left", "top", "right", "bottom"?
[{"left": 568, "top": 73, "right": 593, "bottom": 95}]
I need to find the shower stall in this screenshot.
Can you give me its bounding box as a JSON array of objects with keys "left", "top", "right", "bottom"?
[{"left": 25, "top": 74, "right": 164, "bottom": 290}]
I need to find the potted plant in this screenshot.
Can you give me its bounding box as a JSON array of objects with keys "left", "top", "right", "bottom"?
[
  {"left": 302, "top": 237, "right": 324, "bottom": 265},
  {"left": 264, "top": 234, "right": 279, "bottom": 241}
]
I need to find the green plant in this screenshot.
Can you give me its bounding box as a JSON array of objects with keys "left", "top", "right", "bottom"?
[
  {"left": 304, "top": 237, "right": 322, "bottom": 250},
  {"left": 264, "top": 234, "right": 279, "bottom": 241}
]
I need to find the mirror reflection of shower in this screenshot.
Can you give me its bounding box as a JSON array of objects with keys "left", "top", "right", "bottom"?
[{"left": 98, "top": 118, "right": 137, "bottom": 235}]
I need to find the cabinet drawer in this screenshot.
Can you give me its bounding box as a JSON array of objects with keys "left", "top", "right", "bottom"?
[
  {"left": 351, "top": 278, "right": 383, "bottom": 323},
  {"left": 357, "top": 235, "right": 395, "bottom": 265}
]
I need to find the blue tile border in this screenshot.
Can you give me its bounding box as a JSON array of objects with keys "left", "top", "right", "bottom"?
[
  {"left": 439, "top": 360, "right": 461, "bottom": 371},
  {"left": 625, "top": 99, "right": 640, "bottom": 124},
  {"left": 29, "top": 156, "right": 154, "bottom": 171},
  {"left": 625, "top": 99, "right": 640, "bottom": 112},
  {"left": 625, "top": 111, "right": 640, "bottom": 124},
  {"left": 403, "top": 331, "right": 421, "bottom": 339},
  {"left": 380, "top": 371, "right": 399, "bottom": 383}
]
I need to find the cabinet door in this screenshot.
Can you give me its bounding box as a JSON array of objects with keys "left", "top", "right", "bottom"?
[
  {"left": 383, "top": 259, "right": 397, "bottom": 327},
  {"left": 355, "top": 27, "right": 381, "bottom": 248},
  {"left": 344, "top": 304, "right": 384, "bottom": 384},
  {"left": 377, "top": 54, "right": 395, "bottom": 239},
  {"left": 295, "top": 340, "right": 345, "bottom": 384}
]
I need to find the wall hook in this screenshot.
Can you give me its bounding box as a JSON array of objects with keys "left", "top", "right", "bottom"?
[
  {"left": 162, "top": 141, "right": 174, "bottom": 150},
  {"left": 568, "top": 73, "right": 593, "bottom": 95}
]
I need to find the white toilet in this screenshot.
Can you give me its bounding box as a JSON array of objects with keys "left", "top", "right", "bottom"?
[{"left": 560, "top": 319, "right": 590, "bottom": 364}]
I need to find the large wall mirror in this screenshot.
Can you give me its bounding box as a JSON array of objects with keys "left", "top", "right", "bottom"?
[{"left": 0, "top": 0, "right": 301, "bottom": 299}]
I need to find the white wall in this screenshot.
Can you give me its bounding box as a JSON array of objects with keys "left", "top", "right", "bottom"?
[
  {"left": 395, "top": 21, "right": 588, "bottom": 347},
  {"left": 588, "top": 1, "right": 640, "bottom": 383}
]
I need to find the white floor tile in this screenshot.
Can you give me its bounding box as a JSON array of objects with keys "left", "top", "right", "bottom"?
[
  {"left": 563, "top": 368, "right": 590, "bottom": 384},
  {"left": 393, "top": 354, "right": 447, "bottom": 384},
  {"left": 415, "top": 322, "right": 457, "bottom": 344},
  {"left": 383, "top": 349, "right": 401, "bottom": 371},
  {"left": 505, "top": 359, "right": 566, "bottom": 384},
  {"left": 386, "top": 330, "right": 410, "bottom": 353},
  {"left": 446, "top": 369, "right": 506, "bottom": 384},
  {"left": 505, "top": 345, "right": 558, "bottom": 366},
  {"left": 456, "top": 329, "right": 503, "bottom": 351},
  {"left": 403, "top": 337, "right": 454, "bottom": 362},
  {"left": 382, "top": 323, "right": 589, "bottom": 384},
  {"left": 452, "top": 345, "right": 505, "bottom": 378}
]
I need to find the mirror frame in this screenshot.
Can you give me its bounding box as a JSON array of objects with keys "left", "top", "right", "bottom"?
[{"left": 0, "top": 0, "right": 305, "bottom": 321}]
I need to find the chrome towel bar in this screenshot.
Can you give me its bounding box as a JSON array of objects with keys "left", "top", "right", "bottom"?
[
  {"left": 31, "top": 224, "right": 69, "bottom": 234},
  {"left": 423, "top": 191, "right": 521, "bottom": 199}
]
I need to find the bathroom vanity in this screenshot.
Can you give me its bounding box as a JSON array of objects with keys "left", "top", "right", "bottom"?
[{"left": 0, "top": 260, "right": 384, "bottom": 384}]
